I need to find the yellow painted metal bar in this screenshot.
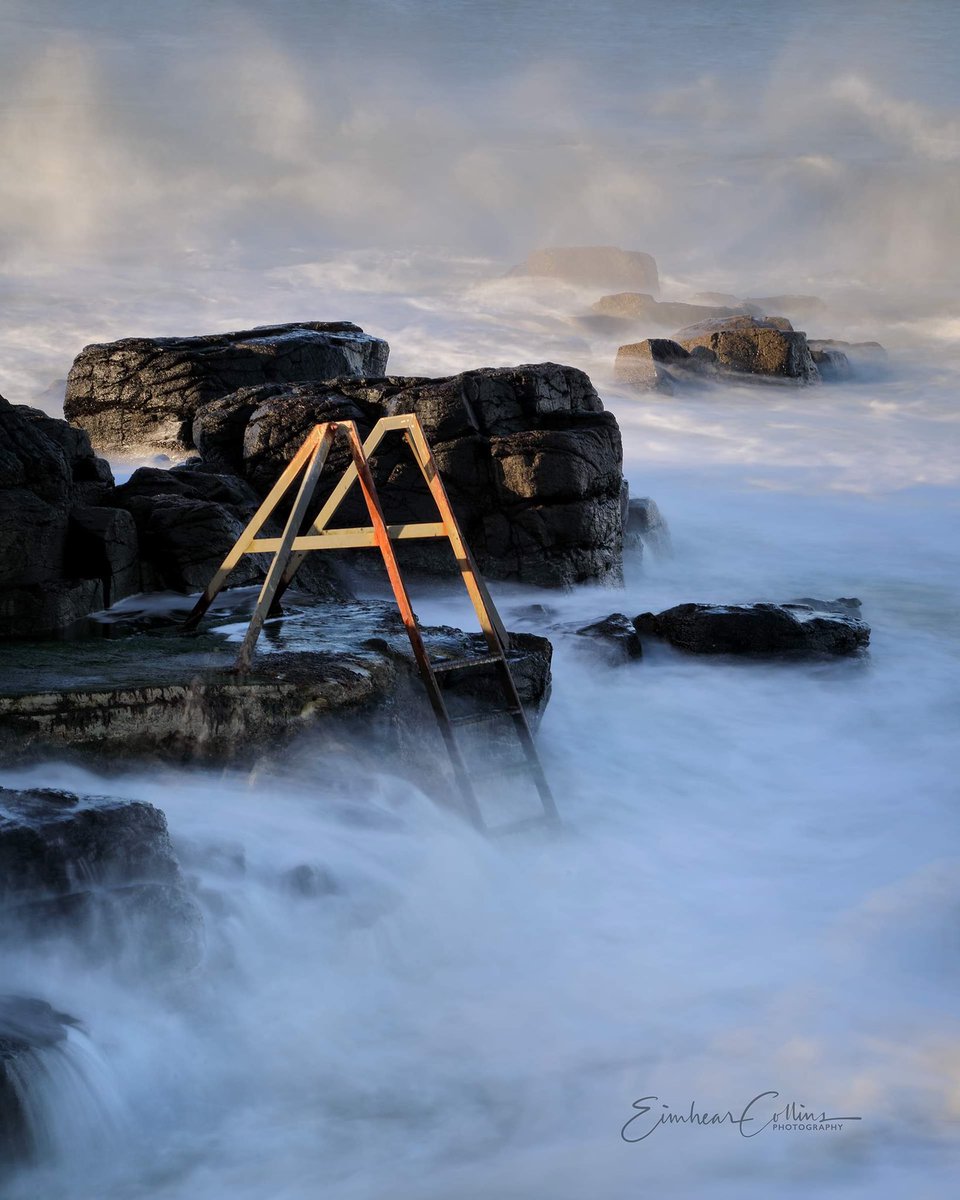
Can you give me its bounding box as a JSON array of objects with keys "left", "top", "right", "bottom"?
[
  {"left": 182, "top": 426, "right": 324, "bottom": 629},
  {"left": 235, "top": 424, "right": 335, "bottom": 671},
  {"left": 249, "top": 522, "right": 448, "bottom": 552},
  {"left": 404, "top": 422, "right": 511, "bottom": 650}
]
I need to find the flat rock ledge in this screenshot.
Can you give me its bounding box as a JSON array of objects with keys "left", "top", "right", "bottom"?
[{"left": 0, "top": 601, "right": 552, "bottom": 765}]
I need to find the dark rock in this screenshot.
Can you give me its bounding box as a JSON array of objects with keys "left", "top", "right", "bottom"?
[
  {"left": 0, "top": 786, "right": 203, "bottom": 970},
  {"left": 625, "top": 496, "right": 671, "bottom": 556},
  {"left": 674, "top": 316, "right": 820, "bottom": 383},
  {"left": 193, "top": 364, "right": 624, "bottom": 588},
  {"left": 634, "top": 600, "right": 870, "bottom": 657},
  {"left": 64, "top": 322, "right": 390, "bottom": 459},
  {"left": 510, "top": 246, "right": 659, "bottom": 293},
  {"left": 67, "top": 505, "right": 140, "bottom": 606},
  {"left": 574, "top": 613, "right": 643, "bottom": 662},
  {"left": 593, "top": 292, "right": 749, "bottom": 328},
  {"left": 615, "top": 338, "right": 715, "bottom": 392},
  {"left": 0, "top": 396, "right": 138, "bottom": 639},
  {"left": 112, "top": 463, "right": 345, "bottom": 597},
  {"left": 0, "top": 996, "right": 79, "bottom": 1169}
]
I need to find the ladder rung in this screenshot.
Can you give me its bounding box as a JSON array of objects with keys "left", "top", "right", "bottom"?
[
  {"left": 431, "top": 652, "right": 505, "bottom": 673},
  {"left": 449, "top": 707, "right": 521, "bottom": 728}
]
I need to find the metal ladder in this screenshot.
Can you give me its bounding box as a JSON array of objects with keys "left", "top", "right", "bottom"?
[{"left": 182, "top": 413, "right": 559, "bottom": 833}]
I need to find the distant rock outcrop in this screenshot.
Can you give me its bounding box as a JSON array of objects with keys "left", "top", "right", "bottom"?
[
  {"left": 634, "top": 599, "right": 869, "bottom": 657},
  {"left": 617, "top": 316, "right": 822, "bottom": 391},
  {"left": 673, "top": 316, "right": 820, "bottom": 382},
  {"left": 64, "top": 322, "right": 390, "bottom": 459},
  {"left": 510, "top": 246, "right": 659, "bottom": 293},
  {"left": 592, "top": 292, "right": 751, "bottom": 328}
]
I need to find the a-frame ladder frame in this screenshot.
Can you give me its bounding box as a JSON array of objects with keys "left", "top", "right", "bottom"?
[{"left": 182, "top": 414, "right": 559, "bottom": 831}]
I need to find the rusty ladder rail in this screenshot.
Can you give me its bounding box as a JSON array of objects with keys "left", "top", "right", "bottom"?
[{"left": 182, "top": 414, "right": 559, "bottom": 834}]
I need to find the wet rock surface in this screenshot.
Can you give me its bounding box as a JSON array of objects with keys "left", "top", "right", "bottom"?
[
  {"left": 192, "top": 363, "right": 625, "bottom": 588},
  {"left": 634, "top": 599, "right": 870, "bottom": 657},
  {"left": 0, "top": 396, "right": 137, "bottom": 638},
  {"left": 64, "top": 322, "right": 390, "bottom": 459},
  {"left": 0, "top": 598, "right": 553, "bottom": 764},
  {"left": 574, "top": 613, "right": 643, "bottom": 662},
  {"left": 0, "top": 787, "right": 203, "bottom": 970},
  {"left": 0, "top": 996, "right": 79, "bottom": 1169}
]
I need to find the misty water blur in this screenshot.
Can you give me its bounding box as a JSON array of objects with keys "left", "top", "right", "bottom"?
[{"left": 1, "top": 1, "right": 959, "bottom": 1197}]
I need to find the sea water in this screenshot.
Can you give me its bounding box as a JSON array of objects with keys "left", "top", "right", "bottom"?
[{"left": 0, "top": 2, "right": 958, "bottom": 1196}]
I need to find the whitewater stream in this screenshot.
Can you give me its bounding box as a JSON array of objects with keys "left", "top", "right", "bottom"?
[{"left": 1, "top": 2, "right": 959, "bottom": 1196}]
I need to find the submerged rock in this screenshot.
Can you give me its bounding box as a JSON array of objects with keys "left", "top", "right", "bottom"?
[
  {"left": 574, "top": 613, "right": 643, "bottom": 662},
  {"left": 810, "top": 345, "right": 853, "bottom": 381},
  {"left": 509, "top": 245, "right": 659, "bottom": 292},
  {"left": 634, "top": 600, "right": 870, "bottom": 657},
  {"left": 0, "top": 996, "right": 79, "bottom": 1169},
  {"left": 193, "top": 363, "right": 625, "bottom": 588},
  {"left": 64, "top": 322, "right": 390, "bottom": 459},
  {"left": 0, "top": 787, "right": 204, "bottom": 970},
  {"left": 615, "top": 338, "right": 715, "bottom": 392},
  {"left": 624, "top": 496, "right": 671, "bottom": 556},
  {"left": 807, "top": 339, "right": 887, "bottom": 374}
]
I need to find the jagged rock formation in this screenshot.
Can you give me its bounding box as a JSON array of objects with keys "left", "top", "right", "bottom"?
[
  {"left": 112, "top": 462, "right": 345, "bottom": 597},
  {"left": 0, "top": 395, "right": 138, "bottom": 637},
  {"left": 192, "top": 364, "right": 625, "bottom": 588},
  {"left": 64, "top": 322, "right": 390, "bottom": 458},
  {"left": 0, "top": 395, "right": 346, "bottom": 639}
]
